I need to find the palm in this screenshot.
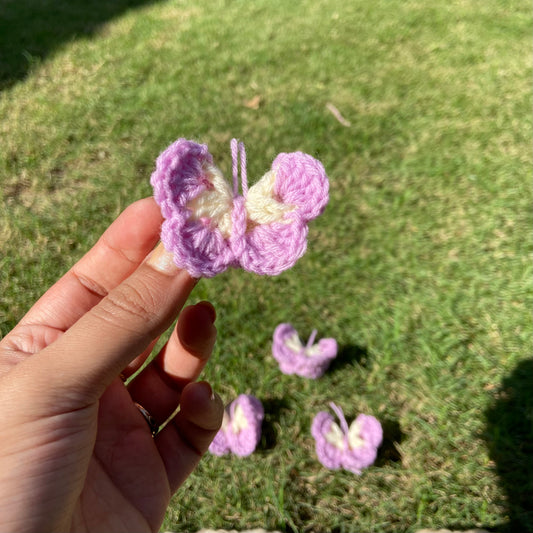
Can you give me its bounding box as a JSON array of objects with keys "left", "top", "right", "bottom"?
[
  {"left": 73, "top": 381, "right": 171, "bottom": 533},
  {"left": 0, "top": 199, "right": 222, "bottom": 533}
]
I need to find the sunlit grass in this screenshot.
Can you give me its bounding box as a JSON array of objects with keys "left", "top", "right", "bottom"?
[{"left": 1, "top": 0, "right": 531, "bottom": 531}]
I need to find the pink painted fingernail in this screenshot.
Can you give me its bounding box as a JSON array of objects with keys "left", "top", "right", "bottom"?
[
  {"left": 178, "top": 305, "right": 217, "bottom": 358},
  {"left": 197, "top": 380, "right": 214, "bottom": 400},
  {"left": 195, "top": 301, "right": 216, "bottom": 323}
]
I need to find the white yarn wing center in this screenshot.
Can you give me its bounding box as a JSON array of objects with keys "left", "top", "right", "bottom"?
[
  {"left": 324, "top": 419, "right": 365, "bottom": 451},
  {"left": 231, "top": 404, "right": 249, "bottom": 434},
  {"left": 186, "top": 166, "right": 294, "bottom": 239},
  {"left": 284, "top": 333, "right": 322, "bottom": 358},
  {"left": 347, "top": 419, "right": 365, "bottom": 450},
  {"left": 324, "top": 421, "right": 346, "bottom": 450},
  {"left": 187, "top": 164, "right": 234, "bottom": 237},
  {"left": 245, "top": 170, "right": 294, "bottom": 225}
]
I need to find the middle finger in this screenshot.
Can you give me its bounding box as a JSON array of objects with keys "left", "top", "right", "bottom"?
[{"left": 126, "top": 301, "right": 217, "bottom": 425}]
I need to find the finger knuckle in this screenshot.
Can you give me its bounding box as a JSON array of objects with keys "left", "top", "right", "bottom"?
[{"left": 96, "top": 278, "right": 160, "bottom": 331}]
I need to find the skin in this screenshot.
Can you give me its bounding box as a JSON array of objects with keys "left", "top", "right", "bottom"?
[{"left": 0, "top": 197, "right": 224, "bottom": 533}]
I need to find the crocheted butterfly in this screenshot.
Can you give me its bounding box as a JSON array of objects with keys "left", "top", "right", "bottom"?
[
  {"left": 209, "top": 394, "right": 264, "bottom": 457},
  {"left": 311, "top": 403, "right": 382, "bottom": 474},
  {"left": 150, "top": 138, "right": 329, "bottom": 278},
  {"left": 272, "top": 323, "right": 338, "bottom": 378}
]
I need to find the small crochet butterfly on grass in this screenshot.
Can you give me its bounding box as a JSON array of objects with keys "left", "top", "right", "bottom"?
[
  {"left": 150, "top": 138, "right": 329, "bottom": 278},
  {"left": 209, "top": 394, "right": 264, "bottom": 457},
  {"left": 311, "top": 402, "right": 382, "bottom": 474},
  {"left": 272, "top": 323, "right": 338, "bottom": 378}
]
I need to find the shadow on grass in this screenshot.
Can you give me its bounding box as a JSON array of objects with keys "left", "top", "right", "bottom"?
[
  {"left": 258, "top": 397, "right": 291, "bottom": 452},
  {"left": 375, "top": 418, "right": 404, "bottom": 467},
  {"left": 328, "top": 343, "right": 370, "bottom": 374},
  {"left": 484, "top": 358, "right": 533, "bottom": 533},
  {"left": 0, "top": 0, "right": 162, "bottom": 90}
]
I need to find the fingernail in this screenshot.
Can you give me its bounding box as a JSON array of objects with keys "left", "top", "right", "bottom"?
[
  {"left": 197, "top": 380, "right": 215, "bottom": 400},
  {"left": 195, "top": 301, "right": 216, "bottom": 323},
  {"left": 146, "top": 242, "right": 179, "bottom": 275},
  {"left": 178, "top": 305, "right": 217, "bottom": 358}
]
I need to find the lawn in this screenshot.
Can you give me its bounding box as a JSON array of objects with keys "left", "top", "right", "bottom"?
[{"left": 0, "top": 0, "right": 531, "bottom": 532}]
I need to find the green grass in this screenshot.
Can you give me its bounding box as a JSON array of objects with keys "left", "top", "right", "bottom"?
[{"left": 1, "top": 0, "right": 531, "bottom": 532}]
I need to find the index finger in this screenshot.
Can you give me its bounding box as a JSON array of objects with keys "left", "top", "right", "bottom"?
[
  {"left": 19, "top": 197, "right": 164, "bottom": 331},
  {"left": 26, "top": 244, "right": 198, "bottom": 404}
]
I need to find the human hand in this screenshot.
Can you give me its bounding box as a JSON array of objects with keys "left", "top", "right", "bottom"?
[{"left": 0, "top": 198, "right": 223, "bottom": 533}]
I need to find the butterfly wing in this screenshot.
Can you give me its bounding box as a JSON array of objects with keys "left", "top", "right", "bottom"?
[
  {"left": 341, "top": 415, "right": 383, "bottom": 473},
  {"left": 271, "top": 151, "right": 329, "bottom": 222},
  {"left": 208, "top": 411, "right": 231, "bottom": 456},
  {"left": 240, "top": 219, "right": 309, "bottom": 276},
  {"left": 296, "top": 337, "right": 338, "bottom": 379},
  {"left": 240, "top": 151, "right": 328, "bottom": 275},
  {"left": 316, "top": 338, "right": 338, "bottom": 360},
  {"left": 150, "top": 139, "right": 235, "bottom": 278},
  {"left": 226, "top": 395, "right": 264, "bottom": 457},
  {"left": 272, "top": 323, "right": 303, "bottom": 375},
  {"left": 311, "top": 411, "right": 345, "bottom": 469},
  {"left": 355, "top": 414, "right": 383, "bottom": 449}
]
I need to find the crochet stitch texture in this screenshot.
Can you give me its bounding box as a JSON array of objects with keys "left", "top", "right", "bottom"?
[
  {"left": 312, "top": 402, "right": 383, "bottom": 474},
  {"left": 150, "top": 138, "right": 329, "bottom": 278}
]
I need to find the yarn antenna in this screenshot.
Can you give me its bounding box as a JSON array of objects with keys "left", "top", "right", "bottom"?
[
  {"left": 329, "top": 402, "right": 350, "bottom": 436},
  {"left": 231, "top": 138, "right": 248, "bottom": 196},
  {"left": 306, "top": 329, "right": 318, "bottom": 349}
]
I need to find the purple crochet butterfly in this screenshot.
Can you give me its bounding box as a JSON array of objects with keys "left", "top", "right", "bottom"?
[
  {"left": 311, "top": 402, "right": 383, "bottom": 474},
  {"left": 209, "top": 395, "right": 264, "bottom": 457},
  {"left": 150, "top": 138, "right": 329, "bottom": 278},
  {"left": 272, "top": 323, "right": 338, "bottom": 378}
]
